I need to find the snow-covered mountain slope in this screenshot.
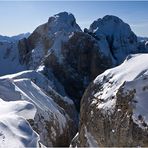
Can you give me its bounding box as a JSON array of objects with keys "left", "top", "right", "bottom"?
[
  {"left": 89, "top": 15, "right": 138, "bottom": 64},
  {"left": 75, "top": 54, "right": 148, "bottom": 147},
  {"left": 0, "top": 33, "right": 30, "bottom": 76},
  {"left": 0, "top": 41, "right": 26, "bottom": 76},
  {"left": 1, "top": 70, "right": 68, "bottom": 97},
  {"left": 0, "top": 99, "right": 44, "bottom": 148},
  {"left": 0, "top": 70, "right": 78, "bottom": 147},
  {"left": 93, "top": 54, "right": 148, "bottom": 113}
]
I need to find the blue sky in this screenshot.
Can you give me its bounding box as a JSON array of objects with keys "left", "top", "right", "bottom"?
[{"left": 0, "top": 1, "right": 148, "bottom": 37}]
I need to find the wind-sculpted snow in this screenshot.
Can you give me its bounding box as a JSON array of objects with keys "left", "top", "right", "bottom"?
[
  {"left": 0, "top": 99, "right": 42, "bottom": 148},
  {"left": 1, "top": 70, "right": 66, "bottom": 97}
]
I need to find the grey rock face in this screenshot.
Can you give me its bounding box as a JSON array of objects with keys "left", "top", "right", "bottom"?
[
  {"left": 78, "top": 83, "right": 148, "bottom": 147},
  {"left": 43, "top": 31, "right": 114, "bottom": 107},
  {"left": 18, "top": 12, "right": 81, "bottom": 69}
]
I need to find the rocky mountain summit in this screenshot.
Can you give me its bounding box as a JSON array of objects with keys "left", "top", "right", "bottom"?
[
  {"left": 88, "top": 15, "right": 138, "bottom": 64},
  {"left": 0, "top": 12, "right": 148, "bottom": 147},
  {"left": 18, "top": 13, "right": 143, "bottom": 107}
]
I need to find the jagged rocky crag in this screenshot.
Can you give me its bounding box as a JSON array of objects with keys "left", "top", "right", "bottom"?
[{"left": 0, "top": 12, "right": 148, "bottom": 147}]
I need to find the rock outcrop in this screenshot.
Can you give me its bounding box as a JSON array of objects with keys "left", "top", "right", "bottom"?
[{"left": 75, "top": 54, "right": 148, "bottom": 147}]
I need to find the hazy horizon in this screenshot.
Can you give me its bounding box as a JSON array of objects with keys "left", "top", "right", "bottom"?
[{"left": 0, "top": 1, "right": 148, "bottom": 37}]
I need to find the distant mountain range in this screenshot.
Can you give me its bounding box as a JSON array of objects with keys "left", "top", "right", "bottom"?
[{"left": 0, "top": 32, "right": 30, "bottom": 42}]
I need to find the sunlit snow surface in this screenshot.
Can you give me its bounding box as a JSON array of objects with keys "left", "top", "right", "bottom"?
[
  {"left": 93, "top": 54, "right": 148, "bottom": 127},
  {"left": 0, "top": 99, "right": 41, "bottom": 148},
  {"left": 0, "top": 70, "right": 74, "bottom": 146}
]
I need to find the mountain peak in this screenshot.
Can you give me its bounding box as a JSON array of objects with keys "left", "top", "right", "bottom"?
[
  {"left": 47, "top": 12, "right": 81, "bottom": 33},
  {"left": 89, "top": 14, "right": 130, "bottom": 33},
  {"left": 54, "top": 12, "right": 75, "bottom": 21},
  {"left": 89, "top": 14, "right": 137, "bottom": 64},
  {"left": 102, "top": 15, "right": 124, "bottom": 22}
]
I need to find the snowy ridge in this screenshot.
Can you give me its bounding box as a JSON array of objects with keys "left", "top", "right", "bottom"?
[
  {"left": 93, "top": 54, "right": 148, "bottom": 126},
  {"left": 0, "top": 70, "right": 76, "bottom": 146},
  {"left": 0, "top": 70, "right": 73, "bottom": 104},
  {"left": 13, "top": 78, "right": 67, "bottom": 131},
  {"left": 0, "top": 71, "right": 69, "bottom": 128}
]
